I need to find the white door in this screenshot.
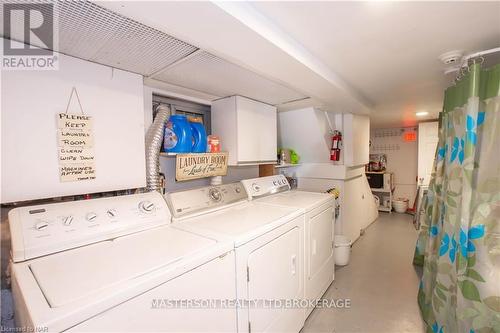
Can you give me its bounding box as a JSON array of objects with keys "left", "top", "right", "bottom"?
[
  {"left": 237, "top": 96, "right": 277, "bottom": 163},
  {"left": 247, "top": 227, "right": 302, "bottom": 333},
  {"left": 418, "top": 122, "right": 439, "bottom": 185},
  {"left": 307, "top": 207, "right": 334, "bottom": 300}
]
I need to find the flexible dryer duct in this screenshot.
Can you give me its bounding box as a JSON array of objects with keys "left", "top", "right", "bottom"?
[{"left": 145, "top": 104, "right": 170, "bottom": 192}]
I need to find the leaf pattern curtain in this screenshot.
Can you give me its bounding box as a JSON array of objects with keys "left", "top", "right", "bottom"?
[{"left": 413, "top": 63, "right": 500, "bottom": 333}]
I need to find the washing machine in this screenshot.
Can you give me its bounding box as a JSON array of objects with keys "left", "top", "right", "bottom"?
[
  {"left": 9, "top": 192, "right": 237, "bottom": 332},
  {"left": 166, "top": 182, "right": 306, "bottom": 333},
  {"left": 241, "top": 175, "right": 335, "bottom": 318}
]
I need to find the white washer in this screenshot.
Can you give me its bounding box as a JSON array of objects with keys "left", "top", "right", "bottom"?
[
  {"left": 241, "top": 175, "right": 335, "bottom": 318},
  {"left": 9, "top": 192, "right": 237, "bottom": 332},
  {"left": 166, "top": 182, "right": 306, "bottom": 333}
]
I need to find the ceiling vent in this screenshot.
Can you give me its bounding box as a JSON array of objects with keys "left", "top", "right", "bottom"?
[
  {"left": 439, "top": 50, "right": 464, "bottom": 74},
  {"left": 152, "top": 50, "right": 307, "bottom": 105},
  {"left": 0, "top": 0, "right": 198, "bottom": 76},
  {"left": 0, "top": 0, "right": 307, "bottom": 105}
]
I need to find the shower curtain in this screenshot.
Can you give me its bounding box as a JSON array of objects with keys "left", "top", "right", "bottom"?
[{"left": 413, "top": 63, "right": 500, "bottom": 333}]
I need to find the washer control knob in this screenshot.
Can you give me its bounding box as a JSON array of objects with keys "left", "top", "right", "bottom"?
[
  {"left": 235, "top": 187, "right": 241, "bottom": 193},
  {"left": 209, "top": 188, "right": 222, "bottom": 202},
  {"left": 139, "top": 201, "right": 155, "bottom": 213},
  {"left": 106, "top": 209, "right": 118, "bottom": 218},
  {"left": 35, "top": 221, "right": 49, "bottom": 231},
  {"left": 251, "top": 183, "right": 260, "bottom": 192},
  {"left": 86, "top": 212, "right": 98, "bottom": 222},
  {"left": 62, "top": 216, "right": 74, "bottom": 226}
]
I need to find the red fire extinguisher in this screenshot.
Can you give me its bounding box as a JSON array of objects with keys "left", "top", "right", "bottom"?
[{"left": 330, "top": 130, "right": 342, "bottom": 161}]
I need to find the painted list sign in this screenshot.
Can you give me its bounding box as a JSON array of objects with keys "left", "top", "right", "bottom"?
[
  {"left": 57, "top": 113, "right": 96, "bottom": 182},
  {"left": 175, "top": 152, "right": 228, "bottom": 181}
]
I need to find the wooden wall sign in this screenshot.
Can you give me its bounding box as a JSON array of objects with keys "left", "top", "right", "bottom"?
[
  {"left": 57, "top": 113, "right": 96, "bottom": 182},
  {"left": 175, "top": 152, "right": 228, "bottom": 181}
]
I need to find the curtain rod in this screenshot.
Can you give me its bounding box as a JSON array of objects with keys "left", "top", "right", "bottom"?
[{"left": 463, "top": 47, "right": 500, "bottom": 61}]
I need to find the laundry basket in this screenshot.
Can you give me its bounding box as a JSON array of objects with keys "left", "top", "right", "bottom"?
[
  {"left": 393, "top": 198, "right": 409, "bottom": 213},
  {"left": 334, "top": 235, "right": 352, "bottom": 266}
]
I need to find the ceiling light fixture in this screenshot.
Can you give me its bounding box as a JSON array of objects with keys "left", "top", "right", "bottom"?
[{"left": 416, "top": 111, "right": 429, "bottom": 117}]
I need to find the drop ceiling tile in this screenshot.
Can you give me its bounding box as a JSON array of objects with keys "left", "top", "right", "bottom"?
[
  {"left": 154, "top": 51, "right": 307, "bottom": 105},
  {"left": 1, "top": 0, "right": 198, "bottom": 76}
]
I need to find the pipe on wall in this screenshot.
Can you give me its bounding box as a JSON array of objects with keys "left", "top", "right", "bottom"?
[{"left": 145, "top": 104, "right": 170, "bottom": 192}]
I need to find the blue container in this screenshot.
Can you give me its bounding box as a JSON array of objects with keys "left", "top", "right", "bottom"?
[
  {"left": 163, "top": 115, "right": 192, "bottom": 153},
  {"left": 190, "top": 120, "right": 208, "bottom": 153}
]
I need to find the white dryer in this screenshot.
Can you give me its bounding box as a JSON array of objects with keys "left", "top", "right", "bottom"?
[
  {"left": 9, "top": 192, "right": 237, "bottom": 332},
  {"left": 241, "top": 175, "right": 335, "bottom": 318},
  {"left": 166, "top": 182, "right": 306, "bottom": 333}
]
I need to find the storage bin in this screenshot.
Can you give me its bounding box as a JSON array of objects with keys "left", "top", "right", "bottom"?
[
  {"left": 334, "top": 235, "right": 352, "bottom": 266},
  {"left": 393, "top": 198, "right": 409, "bottom": 213}
]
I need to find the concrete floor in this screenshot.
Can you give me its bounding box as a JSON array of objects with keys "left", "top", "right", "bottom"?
[{"left": 304, "top": 212, "right": 425, "bottom": 333}]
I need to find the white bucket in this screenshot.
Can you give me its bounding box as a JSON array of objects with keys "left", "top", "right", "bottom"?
[
  {"left": 393, "top": 198, "right": 409, "bottom": 213},
  {"left": 334, "top": 235, "right": 352, "bottom": 266}
]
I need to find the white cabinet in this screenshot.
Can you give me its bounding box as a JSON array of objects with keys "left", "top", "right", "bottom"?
[
  {"left": 212, "top": 96, "right": 277, "bottom": 166},
  {"left": 343, "top": 114, "right": 370, "bottom": 167}
]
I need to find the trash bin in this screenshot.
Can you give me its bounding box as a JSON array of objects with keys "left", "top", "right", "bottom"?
[
  {"left": 393, "top": 198, "right": 409, "bottom": 213},
  {"left": 334, "top": 235, "right": 352, "bottom": 266}
]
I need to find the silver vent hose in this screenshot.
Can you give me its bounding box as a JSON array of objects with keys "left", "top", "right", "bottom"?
[{"left": 145, "top": 104, "right": 171, "bottom": 192}]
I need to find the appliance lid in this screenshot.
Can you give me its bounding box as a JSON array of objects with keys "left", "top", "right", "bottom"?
[
  {"left": 173, "top": 202, "right": 302, "bottom": 246},
  {"left": 256, "top": 191, "right": 333, "bottom": 212},
  {"left": 29, "top": 226, "right": 216, "bottom": 308}
]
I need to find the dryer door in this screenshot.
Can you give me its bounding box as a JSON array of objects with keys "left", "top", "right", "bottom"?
[
  {"left": 306, "top": 206, "right": 334, "bottom": 302},
  {"left": 247, "top": 226, "right": 302, "bottom": 333}
]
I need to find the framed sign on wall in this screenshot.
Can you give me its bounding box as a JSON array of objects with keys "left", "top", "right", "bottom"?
[{"left": 175, "top": 152, "right": 228, "bottom": 181}]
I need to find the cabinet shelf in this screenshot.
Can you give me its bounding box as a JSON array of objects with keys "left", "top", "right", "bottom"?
[
  {"left": 159, "top": 152, "right": 178, "bottom": 157},
  {"left": 274, "top": 163, "right": 301, "bottom": 169},
  {"left": 159, "top": 152, "right": 225, "bottom": 157},
  {"left": 370, "top": 188, "right": 393, "bottom": 193}
]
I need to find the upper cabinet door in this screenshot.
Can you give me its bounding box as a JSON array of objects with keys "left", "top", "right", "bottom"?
[
  {"left": 236, "top": 97, "right": 277, "bottom": 164},
  {"left": 212, "top": 96, "right": 277, "bottom": 166},
  {"left": 343, "top": 114, "right": 370, "bottom": 167}
]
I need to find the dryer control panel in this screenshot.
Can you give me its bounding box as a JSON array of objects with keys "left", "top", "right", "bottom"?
[
  {"left": 166, "top": 182, "right": 247, "bottom": 219},
  {"left": 241, "top": 175, "right": 291, "bottom": 200},
  {"left": 8, "top": 192, "right": 170, "bottom": 262}
]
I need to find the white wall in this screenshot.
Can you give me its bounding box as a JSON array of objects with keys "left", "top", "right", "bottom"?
[
  {"left": 298, "top": 171, "right": 378, "bottom": 243},
  {"left": 1, "top": 41, "right": 145, "bottom": 203},
  {"left": 278, "top": 107, "right": 332, "bottom": 163},
  {"left": 370, "top": 127, "right": 418, "bottom": 206},
  {"left": 279, "top": 107, "right": 377, "bottom": 242}
]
